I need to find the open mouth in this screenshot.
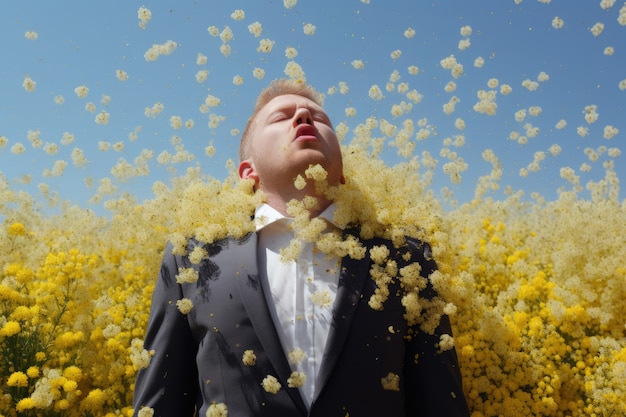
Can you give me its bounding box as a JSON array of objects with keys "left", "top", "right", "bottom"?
[{"left": 294, "top": 125, "right": 318, "bottom": 141}]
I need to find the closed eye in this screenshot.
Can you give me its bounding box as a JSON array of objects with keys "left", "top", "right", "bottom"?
[
  {"left": 313, "top": 113, "right": 332, "bottom": 126},
  {"left": 268, "top": 112, "right": 289, "bottom": 123}
]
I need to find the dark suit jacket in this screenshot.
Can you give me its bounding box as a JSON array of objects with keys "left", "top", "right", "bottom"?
[{"left": 132, "top": 229, "right": 470, "bottom": 416}]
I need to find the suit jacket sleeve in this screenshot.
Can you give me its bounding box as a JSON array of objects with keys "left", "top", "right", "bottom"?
[
  {"left": 132, "top": 243, "right": 198, "bottom": 417},
  {"left": 403, "top": 237, "right": 470, "bottom": 417}
]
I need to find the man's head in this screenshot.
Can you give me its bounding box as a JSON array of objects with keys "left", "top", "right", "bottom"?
[
  {"left": 238, "top": 79, "right": 344, "bottom": 213},
  {"left": 239, "top": 79, "right": 322, "bottom": 163}
]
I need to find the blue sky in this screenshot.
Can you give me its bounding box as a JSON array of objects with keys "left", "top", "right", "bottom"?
[{"left": 1, "top": 0, "right": 624, "bottom": 211}]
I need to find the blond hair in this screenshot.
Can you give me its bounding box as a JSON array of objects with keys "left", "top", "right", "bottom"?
[{"left": 238, "top": 78, "right": 323, "bottom": 162}]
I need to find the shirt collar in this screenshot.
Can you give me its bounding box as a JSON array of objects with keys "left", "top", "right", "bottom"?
[{"left": 255, "top": 203, "right": 340, "bottom": 232}]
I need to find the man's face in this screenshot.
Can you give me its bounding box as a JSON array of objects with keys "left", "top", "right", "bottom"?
[{"left": 239, "top": 94, "right": 344, "bottom": 191}]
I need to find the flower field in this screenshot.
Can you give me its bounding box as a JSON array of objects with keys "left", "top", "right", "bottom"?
[
  {"left": 2, "top": 146, "right": 625, "bottom": 416},
  {"left": 1, "top": 1, "right": 625, "bottom": 416}
]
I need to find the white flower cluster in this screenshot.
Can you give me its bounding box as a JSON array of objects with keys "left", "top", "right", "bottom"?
[
  {"left": 284, "top": 61, "right": 305, "bottom": 81},
  {"left": 458, "top": 25, "right": 472, "bottom": 51},
  {"left": 144, "top": 102, "right": 164, "bottom": 118},
  {"left": 176, "top": 298, "right": 193, "bottom": 314},
  {"left": 248, "top": 21, "right": 262, "bottom": 37},
  {"left": 261, "top": 375, "right": 281, "bottom": 394},
  {"left": 22, "top": 76, "right": 36, "bottom": 92},
  {"left": 256, "top": 39, "right": 275, "bottom": 53},
  {"left": 368, "top": 85, "right": 384, "bottom": 101},
  {"left": 285, "top": 46, "right": 298, "bottom": 59},
  {"left": 206, "top": 402, "right": 228, "bottom": 417},
  {"left": 552, "top": 16, "right": 564, "bottom": 29},
  {"left": 303, "top": 23, "right": 316, "bottom": 36},
  {"left": 137, "top": 6, "right": 152, "bottom": 29},
  {"left": 590, "top": 22, "right": 605, "bottom": 37},
  {"left": 351, "top": 59, "right": 364, "bottom": 69},
  {"left": 230, "top": 9, "right": 245, "bottom": 21},
  {"left": 440, "top": 55, "right": 464, "bottom": 79},
  {"left": 144, "top": 40, "right": 177, "bottom": 62},
  {"left": 74, "top": 85, "right": 89, "bottom": 98},
  {"left": 252, "top": 67, "right": 265, "bottom": 80}
]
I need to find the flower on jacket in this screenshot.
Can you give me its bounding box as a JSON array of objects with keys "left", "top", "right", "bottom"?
[
  {"left": 381, "top": 372, "right": 400, "bottom": 391},
  {"left": 242, "top": 350, "right": 256, "bottom": 366},
  {"left": 261, "top": 375, "right": 281, "bottom": 394},
  {"left": 176, "top": 298, "right": 193, "bottom": 314},
  {"left": 207, "top": 402, "right": 228, "bottom": 417},
  {"left": 287, "top": 371, "right": 306, "bottom": 388}
]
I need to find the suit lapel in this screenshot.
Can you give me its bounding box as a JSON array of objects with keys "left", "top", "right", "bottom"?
[
  {"left": 234, "top": 233, "right": 308, "bottom": 415},
  {"left": 314, "top": 231, "right": 371, "bottom": 398}
]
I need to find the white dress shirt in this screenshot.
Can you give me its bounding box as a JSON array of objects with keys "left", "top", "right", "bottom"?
[{"left": 255, "top": 203, "right": 341, "bottom": 408}]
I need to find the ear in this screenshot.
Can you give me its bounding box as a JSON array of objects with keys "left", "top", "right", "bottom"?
[
  {"left": 238, "top": 159, "right": 260, "bottom": 186},
  {"left": 340, "top": 173, "right": 346, "bottom": 185}
]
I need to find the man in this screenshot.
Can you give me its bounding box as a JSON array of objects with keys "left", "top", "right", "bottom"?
[{"left": 132, "top": 79, "right": 470, "bottom": 416}]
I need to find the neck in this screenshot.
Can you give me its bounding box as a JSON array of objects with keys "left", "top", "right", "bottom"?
[{"left": 262, "top": 187, "right": 332, "bottom": 218}]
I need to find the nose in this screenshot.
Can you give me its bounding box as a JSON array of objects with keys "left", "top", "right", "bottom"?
[{"left": 293, "top": 108, "right": 313, "bottom": 126}]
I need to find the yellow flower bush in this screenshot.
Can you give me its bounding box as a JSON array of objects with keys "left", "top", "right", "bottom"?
[{"left": 1, "top": 139, "right": 624, "bottom": 415}]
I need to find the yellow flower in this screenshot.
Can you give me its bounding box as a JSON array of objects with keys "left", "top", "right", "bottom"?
[
  {"left": 63, "top": 366, "right": 82, "bottom": 382},
  {"left": 81, "top": 388, "right": 107, "bottom": 411},
  {"left": 7, "top": 222, "right": 27, "bottom": 236},
  {"left": 7, "top": 371, "right": 29, "bottom": 387},
  {"left": 0, "top": 321, "right": 21, "bottom": 337},
  {"left": 26, "top": 366, "right": 40, "bottom": 378},
  {"left": 15, "top": 398, "right": 36, "bottom": 412}
]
